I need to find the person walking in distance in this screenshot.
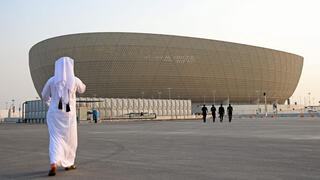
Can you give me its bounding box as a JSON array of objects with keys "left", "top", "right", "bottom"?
[
  {"left": 218, "top": 104, "right": 225, "bottom": 122},
  {"left": 227, "top": 104, "right": 233, "bottom": 123},
  {"left": 201, "top": 105, "right": 208, "bottom": 123},
  {"left": 210, "top": 105, "right": 216, "bottom": 123}
]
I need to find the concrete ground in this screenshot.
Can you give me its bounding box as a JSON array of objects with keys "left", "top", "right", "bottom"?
[{"left": 0, "top": 117, "right": 320, "bottom": 180}]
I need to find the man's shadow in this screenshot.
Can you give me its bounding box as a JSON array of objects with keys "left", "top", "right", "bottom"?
[{"left": 1, "top": 169, "right": 70, "bottom": 179}]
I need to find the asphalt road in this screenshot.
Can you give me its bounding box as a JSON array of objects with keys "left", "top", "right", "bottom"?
[{"left": 0, "top": 117, "right": 320, "bottom": 180}]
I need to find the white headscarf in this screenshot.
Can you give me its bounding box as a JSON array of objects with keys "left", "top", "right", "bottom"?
[{"left": 54, "top": 57, "right": 75, "bottom": 104}]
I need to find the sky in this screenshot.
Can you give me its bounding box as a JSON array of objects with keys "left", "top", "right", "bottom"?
[{"left": 0, "top": 0, "right": 319, "bottom": 109}]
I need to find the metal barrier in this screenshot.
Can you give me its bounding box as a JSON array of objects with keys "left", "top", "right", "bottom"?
[{"left": 22, "top": 98, "right": 191, "bottom": 123}]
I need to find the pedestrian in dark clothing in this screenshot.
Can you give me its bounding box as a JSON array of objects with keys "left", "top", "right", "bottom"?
[
  {"left": 227, "top": 104, "right": 233, "bottom": 123},
  {"left": 201, "top": 105, "right": 208, "bottom": 123},
  {"left": 218, "top": 104, "right": 225, "bottom": 122},
  {"left": 211, "top": 105, "right": 216, "bottom": 123}
]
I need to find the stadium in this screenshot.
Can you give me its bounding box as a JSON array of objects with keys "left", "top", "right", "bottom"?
[{"left": 29, "top": 32, "right": 303, "bottom": 104}]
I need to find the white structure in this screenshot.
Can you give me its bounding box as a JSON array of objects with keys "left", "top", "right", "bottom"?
[{"left": 23, "top": 98, "right": 192, "bottom": 122}]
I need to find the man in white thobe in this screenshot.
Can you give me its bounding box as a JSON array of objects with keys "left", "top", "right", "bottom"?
[{"left": 42, "top": 57, "right": 86, "bottom": 176}]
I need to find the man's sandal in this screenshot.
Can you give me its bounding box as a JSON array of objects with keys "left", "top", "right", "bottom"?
[
  {"left": 65, "top": 165, "right": 77, "bottom": 171},
  {"left": 48, "top": 169, "right": 56, "bottom": 176}
]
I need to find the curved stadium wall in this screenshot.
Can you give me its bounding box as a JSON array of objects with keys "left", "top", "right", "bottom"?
[{"left": 29, "top": 32, "right": 303, "bottom": 104}]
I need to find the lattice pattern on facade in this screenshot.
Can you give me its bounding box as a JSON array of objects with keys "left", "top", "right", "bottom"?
[{"left": 29, "top": 32, "right": 303, "bottom": 104}]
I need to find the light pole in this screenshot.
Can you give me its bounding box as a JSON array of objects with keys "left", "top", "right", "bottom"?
[
  {"left": 264, "top": 92, "right": 267, "bottom": 117},
  {"left": 167, "top": 88, "right": 171, "bottom": 100},
  {"left": 255, "top": 90, "right": 260, "bottom": 114},
  {"left": 12, "top": 99, "right": 15, "bottom": 115},
  {"left": 167, "top": 88, "right": 172, "bottom": 117},
  {"left": 212, "top": 90, "right": 216, "bottom": 105},
  {"left": 308, "top": 92, "right": 311, "bottom": 106},
  {"left": 227, "top": 96, "right": 230, "bottom": 105}
]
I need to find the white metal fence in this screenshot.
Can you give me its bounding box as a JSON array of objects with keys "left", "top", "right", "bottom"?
[{"left": 24, "top": 98, "right": 192, "bottom": 122}]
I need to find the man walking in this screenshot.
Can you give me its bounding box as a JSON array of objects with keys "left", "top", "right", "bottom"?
[
  {"left": 227, "top": 104, "right": 233, "bottom": 123},
  {"left": 210, "top": 105, "right": 216, "bottom": 123},
  {"left": 42, "top": 57, "right": 86, "bottom": 176},
  {"left": 201, "top": 105, "right": 208, "bottom": 123},
  {"left": 218, "top": 104, "right": 225, "bottom": 122}
]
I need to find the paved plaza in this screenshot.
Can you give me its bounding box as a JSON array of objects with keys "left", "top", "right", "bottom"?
[{"left": 1, "top": 117, "right": 320, "bottom": 180}]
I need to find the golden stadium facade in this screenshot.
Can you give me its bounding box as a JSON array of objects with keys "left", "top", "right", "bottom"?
[{"left": 29, "top": 32, "right": 303, "bottom": 104}]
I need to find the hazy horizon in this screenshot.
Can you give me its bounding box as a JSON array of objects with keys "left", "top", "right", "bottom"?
[{"left": 1, "top": 0, "right": 319, "bottom": 109}]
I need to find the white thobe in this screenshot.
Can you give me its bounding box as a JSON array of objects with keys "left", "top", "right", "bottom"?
[{"left": 42, "top": 77, "right": 86, "bottom": 167}]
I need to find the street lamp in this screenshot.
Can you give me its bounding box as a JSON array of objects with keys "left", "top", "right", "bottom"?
[
  {"left": 308, "top": 92, "right": 311, "bottom": 106},
  {"left": 255, "top": 90, "right": 260, "bottom": 114},
  {"left": 12, "top": 99, "right": 15, "bottom": 115},
  {"left": 167, "top": 88, "right": 172, "bottom": 118},
  {"left": 212, "top": 90, "right": 216, "bottom": 105},
  {"left": 167, "top": 88, "right": 171, "bottom": 99},
  {"left": 263, "top": 92, "right": 267, "bottom": 117}
]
